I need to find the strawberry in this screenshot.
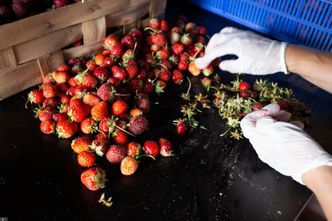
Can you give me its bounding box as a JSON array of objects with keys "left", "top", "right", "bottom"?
[
  {"left": 201, "top": 77, "right": 211, "bottom": 91},
  {"left": 81, "top": 167, "right": 106, "bottom": 191},
  {"left": 160, "top": 19, "right": 169, "bottom": 31},
  {"left": 111, "top": 66, "right": 127, "bottom": 81},
  {"left": 67, "top": 100, "right": 91, "bottom": 123},
  {"left": 85, "top": 59, "right": 97, "bottom": 71},
  {"left": 97, "top": 83, "right": 116, "bottom": 101},
  {"left": 252, "top": 102, "right": 263, "bottom": 111},
  {"left": 106, "top": 145, "right": 126, "bottom": 164},
  {"left": 126, "top": 59, "right": 138, "bottom": 79},
  {"left": 239, "top": 81, "right": 251, "bottom": 91},
  {"left": 170, "top": 31, "right": 180, "bottom": 44},
  {"left": 52, "top": 71, "right": 69, "bottom": 84},
  {"left": 89, "top": 138, "right": 108, "bottom": 157},
  {"left": 196, "top": 35, "right": 206, "bottom": 44},
  {"left": 158, "top": 69, "right": 171, "bottom": 82},
  {"left": 113, "top": 129, "right": 128, "bottom": 145},
  {"left": 40, "top": 119, "right": 55, "bottom": 134},
  {"left": 104, "top": 56, "right": 115, "bottom": 67},
  {"left": 185, "top": 22, "right": 196, "bottom": 33},
  {"left": 277, "top": 100, "right": 289, "bottom": 111},
  {"left": 171, "top": 43, "right": 184, "bottom": 55},
  {"left": 43, "top": 73, "right": 55, "bottom": 84},
  {"left": 71, "top": 136, "right": 91, "bottom": 153},
  {"left": 93, "top": 67, "right": 109, "bottom": 82},
  {"left": 135, "top": 96, "right": 150, "bottom": 113},
  {"left": 151, "top": 44, "right": 160, "bottom": 53},
  {"left": 56, "top": 120, "right": 78, "bottom": 138},
  {"left": 202, "top": 65, "right": 213, "bottom": 76},
  {"left": 68, "top": 77, "right": 79, "bottom": 87},
  {"left": 91, "top": 101, "right": 108, "bottom": 121},
  {"left": 83, "top": 92, "right": 101, "bottom": 107},
  {"left": 11, "top": 2, "right": 27, "bottom": 18},
  {"left": 77, "top": 151, "right": 96, "bottom": 167},
  {"left": 239, "top": 89, "right": 251, "bottom": 98},
  {"left": 53, "top": 112, "right": 68, "bottom": 122},
  {"left": 34, "top": 106, "right": 55, "bottom": 121},
  {"left": 53, "top": 0, "right": 67, "bottom": 8},
  {"left": 178, "top": 61, "right": 188, "bottom": 71},
  {"left": 129, "top": 28, "right": 142, "bottom": 42},
  {"left": 99, "top": 117, "right": 116, "bottom": 136},
  {"left": 148, "top": 18, "right": 160, "bottom": 29},
  {"left": 127, "top": 142, "right": 142, "bottom": 157},
  {"left": 95, "top": 53, "right": 105, "bottom": 66},
  {"left": 128, "top": 115, "right": 148, "bottom": 135},
  {"left": 180, "top": 33, "right": 193, "bottom": 45},
  {"left": 41, "top": 83, "right": 57, "bottom": 98},
  {"left": 112, "top": 99, "right": 128, "bottom": 116},
  {"left": 188, "top": 62, "right": 201, "bottom": 76},
  {"left": 120, "top": 157, "right": 138, "bottom": 176},
  {"left": 80, "top": 117, "right": 98, "bottom": 134},
  {"left": 121, "top": 34, "right": 136, "bottom": 49},
  {"left": 151, "top": 33, "right": 166, "bottom": 47},
  {"left": 27, "top": 89, "right": 44, "bottom": 105},
  {"left": 197, "top": 26, "right": 208, "bottom": 35},
  {"left": 67, "top": 86, "right": 86, "bottom": 97},
  {"left": 172, "top": 69, "right": 183, "bottom": 84},
  {"left": 155, "top": 80, "right": 166, "bottom": 94},
  {"left": 110, "top": 43, "right": 124, "bottom": 58},
  {"left": 130, "top": 108, "right": 143, "bottom": 118},
  {"left": 159, "top": 138, "right": 173, "bottom": 157},
  {"left": 107, "top": 77, "right": 119, "bottom": 86},
  {"left": 168, "top": 55, "right": 179, "bottom": 66},
  {"left": 104, "top": 34, "right": 118, "bottom": 49},
  {"left": 81, "top": 74, "right": 98, "bottom": 89},
  {"left": 56, "top": 83, "right": 69, "bottom": 93},
  {"left": 180, "top": 53, "right": 190, "bottom": 63},
  {"left": 176, "top": 120, "right": 187, "bottom": 135},
  {"left": 143, "top": 141, "right": 160, "bottom": 158},
  {"left": 43, "top": 97, "right": 58, "bottom": 108},
  {"left": 156, "top": 48, "right": 169, "bottom": 60}
]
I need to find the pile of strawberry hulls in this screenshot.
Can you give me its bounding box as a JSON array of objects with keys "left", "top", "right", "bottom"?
[{"left": 26, "top": 17, "right": 210, "bottom": 204}]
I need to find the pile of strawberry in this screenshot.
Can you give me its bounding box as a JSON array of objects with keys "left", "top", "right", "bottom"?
[{"left": 26, "top": 16, "right": 211, "bottom": 203}]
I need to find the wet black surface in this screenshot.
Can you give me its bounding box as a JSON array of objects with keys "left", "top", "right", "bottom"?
[{"left": 1, "top": 1, "right": 332, "bottom": 221}]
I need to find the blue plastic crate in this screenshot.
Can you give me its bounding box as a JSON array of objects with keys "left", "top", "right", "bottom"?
[{"left": 189, "top": 0, "right": 332, "bottom": 52}]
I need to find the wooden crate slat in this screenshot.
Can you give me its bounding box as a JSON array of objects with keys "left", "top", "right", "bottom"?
[
  {"left": 149, "top": 0, "right": 167, "bottom": 18},
  {"left": 105, "top": 1, "right": 150, "bottom": 28},
  {"left": 0, "top": 0, "right": 129, "bottom": 51},
  {"left": 14, "top": 24, "right": 82, "bottom": 65},
  {"left": 0, "top": 61, "right": 42, "bottom": 101},
  {"left": 0, "top": 48, "right": 17, "bottom": 72},
  {"left": 82, "top": 17, "right": 107, "bottom": 46},
  {"left": 37, "top": 51, "right": 65, "bottom": 78},
  {"left": 63, "top": 42, "right": 103, "bottom": 60}
]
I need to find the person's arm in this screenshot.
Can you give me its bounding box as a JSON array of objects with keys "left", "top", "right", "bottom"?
[
  {"left": 285, "top": 45, "right": 332, "bottom": 93},
  {"left": 303, "top": 166, "right": 332, "bottom": 220}
]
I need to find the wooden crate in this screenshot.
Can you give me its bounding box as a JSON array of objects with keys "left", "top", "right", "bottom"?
[{"left": 0, "top": 0, "right": 167, "bottom": 101}]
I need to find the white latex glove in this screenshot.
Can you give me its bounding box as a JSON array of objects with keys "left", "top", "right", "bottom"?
[
  {"left": 195, "top": 27, "right": 288, "bottom": 75},
  {"left": 241, "top": 103, "right": 332, "bottom": 184}
]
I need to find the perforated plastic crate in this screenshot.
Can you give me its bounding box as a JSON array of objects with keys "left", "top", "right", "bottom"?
[{"left": 189, "top": 0, "right": 332, "bottom": 52}]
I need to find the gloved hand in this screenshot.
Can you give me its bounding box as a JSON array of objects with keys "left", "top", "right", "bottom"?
[
  {"left": 241, "top": 103, "right": 332, "bottom": 184},
  {"left": 195, "top": 27, "right": 288, "bottom": 75}
]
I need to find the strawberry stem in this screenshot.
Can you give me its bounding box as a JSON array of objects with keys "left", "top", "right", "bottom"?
[{"left": 115, "top": 125, "right": 135, "bottom": 137}]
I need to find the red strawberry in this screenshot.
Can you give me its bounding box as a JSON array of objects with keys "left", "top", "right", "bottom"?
[
  {"left": 67, "top": 86, "right": 86, "bottom": 97},
  {"left": 85, "top": 59, "right": 97, "bottom": 71},
  {"left": 56, "top": 83, "right": 69, "bottom": 93},
  {"left": 43, "top": 97, "right": 58, "bottom": 108},
  {"left": 53, "top": 112, "right": 68, "bottom": 122},
  {"left": 128, "top": 115, "right": 148, "bottom": 135},
  {"left": 202, "top": 65, "right": 213, "bottom": 76},
  {"left": 120, "top": 157, "right": 138, "bottom": 176},
  {"left": 77, "top": 151, "right": 96, "bottom": 167},
  {"left": 151, "top": 33, "right": 166, "bottom": 47},
  {"left": 239, "top": 81, "right": 251, "bottom": 91},
  {"left": 129, "top": 28, "right": 142, "bottom": 42},
  {"left": 80, "top": 167, "right": 106, "bottom": 191},
  {"left": 56, "top": 120, "right": 78, "bottom": 138},
  {"left": 239, "top": 89, "right": 251, "bottom": 98},
  {"left": 127, "top": 142, "right": 142, "bottom": 157},
  {"left": 121, "top": 35, "right": 136, "bottom": 49},
  {"left": 160, "top": 19, "right": 169, "bottom": 31},
  {"left": 113, "top": 130, "right": 128, "bottom": 145},
  {"left": 148, "top": 18, "right": 160, "bottom": 29},
  {"left": 107, "top": 77, "right": 119, "bottom": 86},
  {"left": 111, "top": 66, "right": 127, "bottom": 81},
  {"left": 176, "top": 120, "right": 187, "bottom": 135},
  {"left": 68, "top": 77, "right": 79, "bottom": 87},
  {"left": 27, "top": 89, "right": 44, "bottom": 105},
  {"left": 180, "top": 53, "right": 189, "bottom": 63},
  {"left": 67, "top": 100, "right": 91, "bottom": 123},
  {"left": 11, "top": 2, "right": 27, "bottom": 18},
  {"left": 172, "top": 43, "right": 184, "bottom": 55},
  {"left": 41, "top": 83, "right": 57, "bottom": 98},
  {"left": 277, "top": 100, "right": 289, "bottom": 111},
  {"left": 158, "top": 69, "right": 171, "bottom": 82},
  {"left": 34, "top": 106, "right": 55, "bottom": 121},
  {"left": 106, "top": 145, "right": 126, "bottom": 164},
  {"left": 40, "top": 119, "right": 55, "bottom": 134},
  {"left": 97, "top": 83, "right": 116, "bottom": 101},
  {"left": 126, "top": 59, "right": 138, "bottom": 79},
  {"left": 71, "top": 136, "right": 91, "bottom": 153},
  {"left": 178, "top": 61, "right": 188, "bottom": 71},
  {"left": 104, "top": 56, "right": 115, "bottom": 67},
  {"left": 180, "top": 33, "right": 193, "bottom": 45},
  {"left": 95, "top": 53, "right": 105, "bottom": 66},
  {"left": 156, "top": 48, "right": 169, "bottom": 60},
  {"left": 43, "top": 73, "right": 55, "bottom": 84},
  {"left": 143, "top": 141, "right": 160, "bottom": 158},
  {"left": 197, "top": 26, "right": 207, "bottom": 35},
  {"left": 252, "top": 102, "right": 263, "bottom": 111},
  {"left": 99, "top": 118, "right": 116, "bottom": 136},
  {"left": 89, "top": 138, "right": 108, "bottom": 157},
  {"left": 159, "top": 138, "right": 173, "bottom": 157},
  {"left": 81, "top": 117, "right": 98, "bottom": 134},
  {"left": 93, "top": 67, "right": 109, "bottom": 82},
  {"left": 83, "top": 92, "right": 101, "bottom": 107},
  {"left": 53, "top": 0, "right": 67, "bottom": 8},
  {"left": 110, "top": 43, "right": 123, "bottom": 58},
  {"left": 91, "top": 101, "right": 108, "bottom": 121},
  {"left": 52, "top": 71, "right": 69, "bottom": 84},
  {"left": 81, "top": 74, "right": 98, "bottom": 89},
  {"left": 112, "top": 99, "right": 128, "bottom": 116},
  {"left": 104, "top": 34, "right": 118, "bottom": 48},
  {"left": 151, "top": 44, "right": 160, "bottom": 53},
  {"left": 172, "top": 69, "right": 183, "bottom": 84},
  {"left": 135, "top": 96, "right": 150, "bottom": 113}
]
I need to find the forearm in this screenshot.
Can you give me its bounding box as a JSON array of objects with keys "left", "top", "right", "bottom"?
[
  {"left": 285, "top": 45, "right": 332, "bottom": 93},
  {"left": 303, "top": 166, "right": 332, "bottom": 220}
]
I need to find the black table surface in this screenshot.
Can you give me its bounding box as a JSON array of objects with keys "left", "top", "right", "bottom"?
[{"left": 1, "top": 1, "right": 332, "bottom": 221}]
